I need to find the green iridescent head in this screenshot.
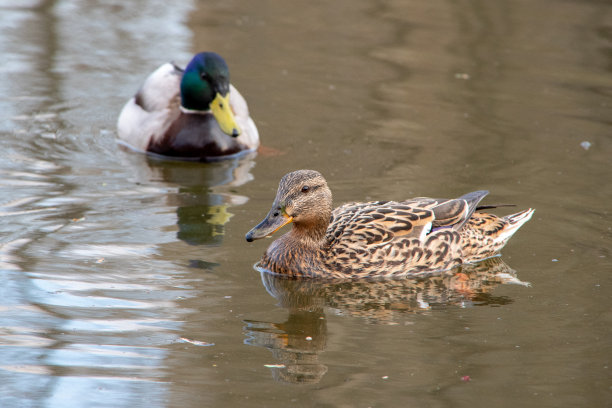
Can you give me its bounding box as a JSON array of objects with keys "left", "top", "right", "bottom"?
[{"left": 180, "top": 52, "right": 241, "bottom": 137}]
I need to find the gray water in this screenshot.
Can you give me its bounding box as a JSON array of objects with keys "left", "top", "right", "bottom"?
[{"left": 0, "top": 0, "right": 610, "bottom": 407}]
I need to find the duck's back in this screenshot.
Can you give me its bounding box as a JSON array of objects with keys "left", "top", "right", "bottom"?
[
  {"left": 322, "top": 200, "right": 458, "bottom": 277},
  {"left": 117, "top": 63, "right": 182, "bottom": 152},
  {"left": 320, "top": 192, "right": 529, "bottom": 278}
]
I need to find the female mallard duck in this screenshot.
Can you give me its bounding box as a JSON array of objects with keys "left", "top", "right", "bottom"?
[
  {"left": 117, "top": 52, "right": 259, "bottom": 160},
  {"left": 246, "top": 170, "right": 534, "bottom": 278}
]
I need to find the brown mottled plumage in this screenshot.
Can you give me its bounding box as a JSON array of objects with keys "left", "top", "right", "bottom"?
[{"left": 245, "top": 170, "right": 534, "bottom": 278}]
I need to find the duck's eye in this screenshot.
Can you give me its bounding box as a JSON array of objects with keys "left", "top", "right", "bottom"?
[
  {"left": 301, "top": 185, "right": 310, "bottom": 193},
  {"left": 200, "top": 72, "right": 209, "bottom": 81}
]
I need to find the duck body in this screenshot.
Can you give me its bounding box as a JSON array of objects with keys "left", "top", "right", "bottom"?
[
  {"left": 117, "top": 52, "right": 259, "bottom": 161},
  {"left": 246, "top": 170, "right": 534, "bottom": 279}
]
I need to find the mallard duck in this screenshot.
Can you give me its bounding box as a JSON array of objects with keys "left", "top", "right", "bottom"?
[
  {"left": 245, "top": 170, "right": 534, "bottom": 278},
  {"left": 117, "top": 52, "right": 259, "bottom": 160}
]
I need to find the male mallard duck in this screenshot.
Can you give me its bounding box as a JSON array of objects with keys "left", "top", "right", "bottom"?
[
  {"left": 117, "top": 52, "right": 259, "bottom": 160},
  {"left": 246, "top": 170, "right": 534, "bottom": 278}
]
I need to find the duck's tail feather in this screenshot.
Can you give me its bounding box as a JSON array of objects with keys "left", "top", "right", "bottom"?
[
  {"left": 476, "top": 203, "right": 516, "bottom": 211},
  {"left": 495, "top": 208, "right": 535, "bottom": 245}
]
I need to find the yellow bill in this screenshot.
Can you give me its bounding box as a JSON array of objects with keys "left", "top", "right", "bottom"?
[{"left": 210, "top": 92, "right": 241, "bottom": 137}]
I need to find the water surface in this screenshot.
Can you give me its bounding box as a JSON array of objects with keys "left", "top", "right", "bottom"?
[{"left": 0, "top": 0, "right": 610, "bottom": 407}]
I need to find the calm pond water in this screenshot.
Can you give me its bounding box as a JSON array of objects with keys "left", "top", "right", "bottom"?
[{"left": 1, "top": 0, "right": 610, "bottom": 407}]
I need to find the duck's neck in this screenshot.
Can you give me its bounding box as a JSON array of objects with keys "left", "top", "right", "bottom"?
[
  {"left": 290, "top": 221, "right": 328, "bottom": 247},
  {"left": 262, "top": 222, "right": 328, "bottom": 277}
]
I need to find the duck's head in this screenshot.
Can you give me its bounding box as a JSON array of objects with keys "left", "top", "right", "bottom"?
[
  {"left": 180, "top": 52, "right": 241, "bottom": 137},
  {"left": 246, "top": 170, "right": 333, "bottom": 242}
]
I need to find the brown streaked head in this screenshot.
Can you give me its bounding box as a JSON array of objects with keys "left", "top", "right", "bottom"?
[{"left": 245, "top": 170, "right": 332, "bottom": 242}]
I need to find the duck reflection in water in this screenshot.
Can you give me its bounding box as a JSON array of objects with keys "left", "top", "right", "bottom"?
[
  {"left": 244, "top": 257, "right": 529, "bottom": 384},
  {"left": 146, "top": 154, "right": 254, "bottom": 246},
  {"left": 120, "top": 150, "right": 254, "bottom": 256}
]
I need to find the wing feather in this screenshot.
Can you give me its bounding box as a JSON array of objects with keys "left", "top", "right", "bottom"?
[{"left": 327, "top": 201, "right": 435, "bottom": 247}]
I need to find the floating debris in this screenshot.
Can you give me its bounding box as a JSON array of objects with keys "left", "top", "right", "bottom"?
[
  {"left": 580, "top": 141, "right": 591, "bottom": 150},
  {"left": 462, "top": 375, "right": 471, "bottom": 382},
  {"left": 454, "top": 73, "right": 470, "bottom": 80},
  {"left": 264, "top": 364, "right": 285, "bottom": 368},
  {"left": 178, "top": 337, "right": 215, "bottom": 347}
]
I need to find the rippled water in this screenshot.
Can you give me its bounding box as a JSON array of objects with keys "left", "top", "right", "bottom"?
[{"left": 1, "top": 0, "right": 610, "bottom": 407}]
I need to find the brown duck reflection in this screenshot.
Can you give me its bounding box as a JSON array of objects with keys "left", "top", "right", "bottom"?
[
  {"left": 245, "top": 309, "right": 328, "bottom": 384},
  {"left": 244, "top": 257, "right": 529, "bottom": 384}
]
